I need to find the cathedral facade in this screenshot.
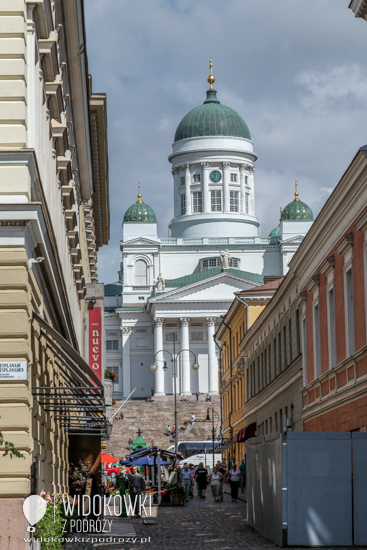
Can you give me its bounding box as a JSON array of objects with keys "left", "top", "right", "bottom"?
[{"left": 105, "top": 64, "right": 314, "bottom": 399}]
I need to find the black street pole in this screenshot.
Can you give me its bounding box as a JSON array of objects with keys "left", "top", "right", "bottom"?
[
  {"left": 212, "top": 406, "right": 215, "bottom": 471},
  {"left": 173, "top": 334, "right": 178, "bottom": 457}
]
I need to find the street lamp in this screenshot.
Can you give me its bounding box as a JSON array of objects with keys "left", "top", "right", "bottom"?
[{"left": 151, "top": 333, "right": 199, "bottom": 455}]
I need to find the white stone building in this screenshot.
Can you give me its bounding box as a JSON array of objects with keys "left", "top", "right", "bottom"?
[{"left": 105, "top": 65, "right": 314, "bottom": 399}]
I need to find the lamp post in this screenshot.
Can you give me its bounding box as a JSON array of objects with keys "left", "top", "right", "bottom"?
[
  {"left": 150, "top": 333, "right": 199, "bottom": 456},
  {"left": 207, "top": 407, "right": 220, "bottom": 470}
]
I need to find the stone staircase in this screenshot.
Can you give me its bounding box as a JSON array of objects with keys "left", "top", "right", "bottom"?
[{"left": 106, "top": 395, "right": 221, "bottom": 460}]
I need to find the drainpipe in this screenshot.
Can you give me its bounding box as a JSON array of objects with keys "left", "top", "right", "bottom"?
[
  {"left": 214, "top": 339, "right": 223, "bottom": 441},
  {"left": 234, "top": 294, "right": 250, "bottom": 331},
  {"left": 221, "top": 318, "right": 233, "bottom": 465}
]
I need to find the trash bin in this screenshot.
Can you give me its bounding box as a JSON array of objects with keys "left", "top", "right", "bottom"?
[{"left": 117, "top": 474, "right": 127, "bottom": 517}]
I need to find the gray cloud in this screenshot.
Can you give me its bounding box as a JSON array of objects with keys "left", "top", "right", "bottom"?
[{"left": 84, "top": 0, "right": 367, "bottom": 283}]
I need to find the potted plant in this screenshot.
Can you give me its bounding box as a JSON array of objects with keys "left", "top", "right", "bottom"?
[
  {"left": 105, "top": 370, "right": 117, "bottom": 383},
  {"left": 169, "top": 483, "right": 185, "bottom": 506}
]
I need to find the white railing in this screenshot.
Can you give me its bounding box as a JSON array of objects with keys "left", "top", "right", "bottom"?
[
  {"left": 132, "top": 286, "right": 151, "bottom": 291},
  {"left": 160, "top": 237, "right": 271, "bottom": 246}
]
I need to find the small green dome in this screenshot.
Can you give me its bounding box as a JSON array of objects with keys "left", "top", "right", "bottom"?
[
  {"left": 174, "top": 90, "right": 251, "bottom": 142},
  {"left": 123, "top": 201, "right": 157, "bottom": 223},
  {"left": 281, "top": 199, "right": 313, "bottom": 222},
  {"left": 268, "top": 225, "right": 280, "bottom": 238}
]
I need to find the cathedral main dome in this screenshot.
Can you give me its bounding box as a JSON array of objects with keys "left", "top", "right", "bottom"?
[{"left": 174, "top": 89, "right": 251, "bottom": 143}]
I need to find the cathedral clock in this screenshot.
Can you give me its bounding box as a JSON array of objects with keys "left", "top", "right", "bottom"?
[{"left": 209, "top": 170, "right": 222, "bottom": 183}]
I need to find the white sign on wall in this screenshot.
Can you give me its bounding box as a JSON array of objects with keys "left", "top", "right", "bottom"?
[{"left": 0, "top": 361, "right": 28, "bottom": 381}]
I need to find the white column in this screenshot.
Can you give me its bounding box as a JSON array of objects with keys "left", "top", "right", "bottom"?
[
  {"left": 180, "top": 318, "right": 191, "bottom": 394},
  {"left": 121, "top": 326, "right": 132, "bottom": 398},
  {"left": 223, "top": 162, "right": 230, "bottom": 212},
  {"left": 248, "top": 166, "right": 255, "bottom": 216},
  {"left": 154, "top": 317, "right": 165, "bottom": 396},
  {"left": 201, "top": 162, "right": 210, "bottom": 213},
  {"left": 172, "top": 168, "right": 179, "bottom": 217},
  {"left": 240, "top": 164, "right": 247, "bottom": 214},
  {"left": 184, "top": 164, "right": 192, "bottom": 215},
  {"left": 206, "top": 317, "right": 218, "bottom": 394}
]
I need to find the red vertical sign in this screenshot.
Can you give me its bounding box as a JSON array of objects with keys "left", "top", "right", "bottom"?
[{"left": 89, "top": 307, "right": 102, "bottom": 382}]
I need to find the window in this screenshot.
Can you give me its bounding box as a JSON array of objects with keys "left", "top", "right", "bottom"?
[
  {"left": 230, "top": 191, "right": 239, "bottom": 212},
  {"left": 211, "top": 190, "right": 221, "bottom": 211},
  {"left": 278, "top": 332, "right": 282, "bottom": 373},
  {"left": 134, "top": 260, "right": 147, "bottom": 286},
  {"left": 193, "top": 174, "right": 200, "bottom": 183},
  {"left": 296, "top": 309, "right": 300, "bottom": 356},
  {"left": 261, "top": 352, "right": 264, "bottom": 389},
  {"left": 328, "top": 287, "right": 337, "bottom": 368},
  {"left": 264, "top": 348, "right": 267, "bottom": 386},
  {"left": 107, "top": 340, "right": 118, "bottom": 350},
  {"left": 275, "top": 412, "right": 278, "bottom": 432},
  {"left": 246, "top": 367, "right": 249, "bottom": 401},
  {"left": 280, "top": 408, "right": 283, "bottom": 432},
  {"left": 346, "top": 268, "right": 355, "bottom": 355},
  {"left": 180, "top": 194, "right": 186, "bottom": 215},
  {"left": 265, "top": 419, "right": 268, "bottom": 435},
  {"left": 230, "top": 173, "right": 237, "bottom": 182},
  {"left": 203, "top": 258, "right": 219, "bottom": 269},
  {"left": 289, "top": 319, "right": 293, "bottom": 364},
  {"left": 274, "top": 338, "right": 277, "bottom": 377},
  {"left": 180, "top": 176, "right": 185, "bottom": 186},
  {"left": 314, "top": 303, "right": 321, "bottom": 377},
  {"left": 283, "top": 326, "right": 287, "bottom": 368},
  {"left": 270, "top": 416, "right": 272, "bottom": 434},
  {"left": 245, "top": 193, "right": 249, "bottom": 214},
  {"left": 109, "top": 367, "right": 120, "bottom": 391},
  {"left": 302, "top": 317, "right": 308, "bottom": 386},
  {"left": 257, "top": 357, "right": 260, "bottom": 394},
  {"left": 193, "top": 191, "right": 202, "bottom": 213},
  {"left": 245, "top": 175, "right": 249, "bottom": 186},
  {"left": 268, "top": 344, "right": 271, "bottom": 382}
]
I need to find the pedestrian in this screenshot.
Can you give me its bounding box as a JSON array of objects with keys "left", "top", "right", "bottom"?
[
  {"left": 227, "top": 463, "right": 243, "bottom": 502},
  {"left": 128, "top": 438, "right": 133, "bottom": 450},
  {"left": 180, "top": 463, "right": 193, "bottom": 502},
  {"left": 151, "top": 386, "right": 154, "bottom": 396},
  {"left": 239, "top": 458, "right": 246, "bottom": 492},
  {"left": 127, "top": 465, "right": 146, "bottom": 517},
  {"left": 180, "top": 393, "right": 186, "bottom": 401},
  {"left": 149, "top": 395, "right": 154, "bottom": 402},
  {"left": 216, "top": 461, "right": 226, "bottom": 501},
  {"left": 166, "top": 425, "right": 171, "bottom": 436},
  {"left": 205, "top": 393, "right": 211, "bottom": 402},
  {"left": 209, "top": 466, "right": 223, "bottom": 502},
  {"left": 195, "top": 462, "right": 208, "bottom": 499},
  {"left": 191, "top": 414, "right": 195, "bottom": 425},
  {"left": 189, "top": 464, "right": 195, "bottom": 498},
  {"left": 195, "top": 389, "right": 200, "bottom": 401}
]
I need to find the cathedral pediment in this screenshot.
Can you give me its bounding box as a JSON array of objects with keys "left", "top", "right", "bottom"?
[
  {"left": 148, "top": 271, "right": 262, "bottom": 305},
  {"left": 121, "top": 237, "right": 160, "bottom": 247}
]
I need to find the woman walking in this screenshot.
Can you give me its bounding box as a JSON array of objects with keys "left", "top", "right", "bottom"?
[
  {"left": 195, "top": 462, "right": 208, "bottom": 499},
  {"left": 227, "top": 464, "right": 243, "bottom": 502},
  {"left": 209, "top": 466, "right": 223, "bottom": 502}
]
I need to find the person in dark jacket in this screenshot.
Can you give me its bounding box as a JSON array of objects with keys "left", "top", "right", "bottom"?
[{"left": 127, "top": 465, "right": 146, "bottom": 517}]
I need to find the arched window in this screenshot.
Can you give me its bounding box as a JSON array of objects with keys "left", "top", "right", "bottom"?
[{"left": 134, "top": 260, "right": 147, "bottom": 285}]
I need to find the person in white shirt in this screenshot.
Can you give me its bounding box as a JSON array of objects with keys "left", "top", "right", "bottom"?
[
  {"left": 227, "top": 464, "right": 243, "bottom": 502},
  {"left": 191, "top": 414, "right": 195, "bottom": 425},
  {"left": 208, "top": 467, "right": 224, "bottom": 502},
  {"left": 180, "top": 463, "right": 193, "bottom": 502}
]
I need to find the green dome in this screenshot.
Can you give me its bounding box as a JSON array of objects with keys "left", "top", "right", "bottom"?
[
  {"left": 123, "top": 201, "right": 157, "bottom": 223},
  {"left": 268, "top": 225, "right": 280, "bottom": 238},
  {"left": 281, "top": 199, "right": 313, "bottom": 222},
  {"left": 174, "top": 90, "right": 251, "bottom": 142}
]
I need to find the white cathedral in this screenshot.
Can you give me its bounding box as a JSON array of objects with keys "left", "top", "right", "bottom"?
[{"left": 104, "top": 63, "right": 314, "bottom": 399}]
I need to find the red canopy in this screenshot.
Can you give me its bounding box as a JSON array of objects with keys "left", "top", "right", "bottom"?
[{"left": 101, "top": 452, "right": 119, "bottom": 463}]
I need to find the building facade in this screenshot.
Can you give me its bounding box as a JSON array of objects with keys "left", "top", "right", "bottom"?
[
  {"left": 105, "top": 65, "right": 313, "bottom": 400},
  {"left": 0, "top": 1, "right": 109, "bottom": 546},
  {"left": 218, "top": 144, "right": 367, "bottom": 465}
]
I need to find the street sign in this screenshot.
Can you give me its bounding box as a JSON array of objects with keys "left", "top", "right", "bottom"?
[{"left": 0, "top": 361, "right": 28, "bottom": 381}]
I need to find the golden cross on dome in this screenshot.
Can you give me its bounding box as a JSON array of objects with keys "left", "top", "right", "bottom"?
[
  {"left": 136, "top": 182, "right": 143, "bottom": 203},
  {"left": 207, "top": 59, "right": 215, "bottom": 90},
  {"left": 294, "top": 180, "right": 300, "bottom": 202}
]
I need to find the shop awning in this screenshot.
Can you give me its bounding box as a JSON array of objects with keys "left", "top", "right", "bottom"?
[
  {"left": 32, "top": 313, "right": 106, "bottom": 436},
  {"left": 237, "top": 422, "right": 257, "bottom": 442}
]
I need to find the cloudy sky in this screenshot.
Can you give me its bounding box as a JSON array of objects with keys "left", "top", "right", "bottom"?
[{"left": 84, "top": 0, "right": 367, "bottom": 284}]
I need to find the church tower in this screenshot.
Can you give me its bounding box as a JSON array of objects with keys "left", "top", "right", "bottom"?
[{"left": 169, "top": 61, "right": 259, "bottom": 239}]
